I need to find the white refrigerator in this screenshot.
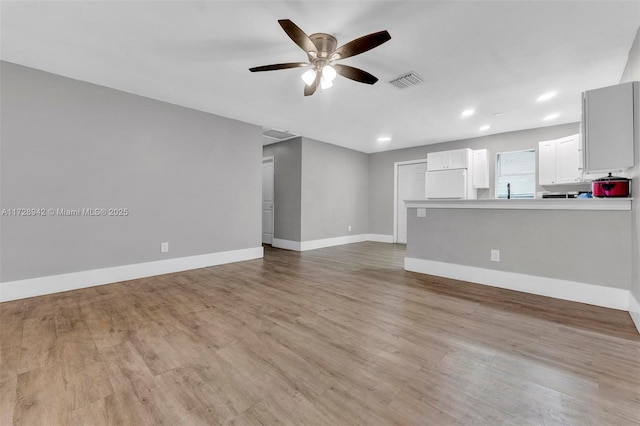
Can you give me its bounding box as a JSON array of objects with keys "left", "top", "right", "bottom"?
[
  {"left": 425, "top": 169, "right": 469, "bottom": 199},
  {"left": 425, "top": 148, "right": 478, "bottom": 199}
]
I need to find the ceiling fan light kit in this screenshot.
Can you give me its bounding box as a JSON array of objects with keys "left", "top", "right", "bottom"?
[
  {"left": 302, "top": 65, "right": 337, "bottom": 91},
  {"left": 320, "top": 76, "right": 333, "bottom": 90},
  {"left": 249, "top": 19, "right": 391, "bottom": 96},
  {"left": 301, "top": 69, "right": 316, "bottom": 86},
  {"left": 322, "top": 65, "right": 337, "bottom": 82}
]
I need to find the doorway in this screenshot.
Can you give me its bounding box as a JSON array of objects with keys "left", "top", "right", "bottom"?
[
  {"left": 394, "top": 159, "right": 427, "bottom": 244},
  {"left": 262, "top": 156, "right": 274, "bottom": 244}
]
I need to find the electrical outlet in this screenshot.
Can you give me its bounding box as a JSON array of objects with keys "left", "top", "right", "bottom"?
[
  {"left": 348, "top": 225, "right": 352, "bottom": 232},
  {"left": 161, "top": 242, "right": 169, "bottom": 253},
  {"left": 491, "top": 249, "right": 500, "bottom": 262},
  {"left": 417, "top": 208, "right": 426, "bottom": 217}
]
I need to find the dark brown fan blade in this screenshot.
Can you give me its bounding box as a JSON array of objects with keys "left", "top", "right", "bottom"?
[
  {"left": 249, "top": 62, "right": 308, "bottom": 72},
  {"left": 332, "top": 30, "right": 391, "bottom": 60},
  {"left": 304, "top": 72, "right": 321, "bottom": 96},
  {"left": 333, "top": 64, "right": 379, "bottom": 84},
  {"left": 278, "top": 19, "right": 318, "bottom": 54}
]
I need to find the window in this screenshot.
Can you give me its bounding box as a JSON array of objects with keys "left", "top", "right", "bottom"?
[{"left": 495, "top": 149, "right": 536, "bottom": 199}]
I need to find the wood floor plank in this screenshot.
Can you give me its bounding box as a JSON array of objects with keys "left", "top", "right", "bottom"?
[
  {"left": 1, "top": 242, "right": 639, "bottom": 425},
  {"left": 0, "top": 302, "right": 24, "bottom": 350},
  {"left": 154, "top": 365, "right": 235, "bottom": 425},
  {"left": 226, "top": 400, "right": 294, "bottom": 426},
  {"left": 13, "top": 362, "right": 68, "bottom": 425},
  {"left": 99, "top": 341, "right": 180, "bottom": 425},
  {"left": 128, "top": 330, "right": 184, "bottom": 376},
  {"left": 238, "top": 331, "right": 337, "bottom": 397},
  {"left": 69, "top": 398, "right": 110, "bottom": 426},
  {"left": 18, "top": 313, "right": 59, "bottom": 374},
  {"left": 246, "top": 375, "right": 342, "bottom": 426},
  {"left": 0, "top": 367, "right": 18, "bottom": 426}
]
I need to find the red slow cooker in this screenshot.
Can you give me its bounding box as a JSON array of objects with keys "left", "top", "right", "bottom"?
[{"left": 592, "top": 173, "right": 631, "bottom": 198}]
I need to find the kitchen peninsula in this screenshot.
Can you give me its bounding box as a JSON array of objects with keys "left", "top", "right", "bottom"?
[{"left": 403, "top": 198, "right": 633, "bottom": 311}]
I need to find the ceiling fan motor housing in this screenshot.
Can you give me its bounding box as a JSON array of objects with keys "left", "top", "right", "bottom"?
[{"left": 309, "top": 33, "right": 337, "bottom": 59}]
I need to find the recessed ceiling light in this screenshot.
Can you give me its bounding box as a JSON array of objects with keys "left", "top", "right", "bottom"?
[
  {"left": 537, "top": 91, "right": 557, "bottom": 102},
  {"left": 479, "top": 125, "right": 490, "bottom": 131},
  {"left": 543, "top": 113, "right": 559, "bottom": 121},
  {"left": 377, "top": 136, "right": 391, "bottom": 143},
  {"left": 461, "top": 109, "right": 475, "bottom": 117}
]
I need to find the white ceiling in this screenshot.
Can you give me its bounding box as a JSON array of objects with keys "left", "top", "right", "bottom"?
[{"left": 1, "top": 1, "right": 639, "bottom": 153}]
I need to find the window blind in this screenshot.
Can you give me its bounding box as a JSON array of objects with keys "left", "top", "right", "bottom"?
[{"left": 496, "top": 150, "right": 536, "bottom": 199}]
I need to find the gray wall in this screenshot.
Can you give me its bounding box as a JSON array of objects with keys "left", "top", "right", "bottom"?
[
  {"left": 263, "top": 138, "right": 302, "bottom": 241},
  {"left": 0, "top": 61, "right": 262, "bottom": 282},
  {"left": 262, "top": 136, "right": 369, "bottom": 243},
  {"left": 301, "top": 137, "right": 369, "bottom": 241},
  {"left": 406, "top": 208, "right": 632, "bottom": 290},
  {"left": 621, "top": 26, "right": 640, "bottom": 84},
  {"left": 620, "top": 26, "right": 640, "bottom": 301},
  {"left": 368, "top": 123, "right": 582, "bottom": 236}
]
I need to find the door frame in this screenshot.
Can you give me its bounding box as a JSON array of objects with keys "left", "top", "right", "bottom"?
[
  {"left": 262, "top": 156, "right": 275, "bottom": 244},
  {"left": 393, "top": 159, "right": 427, "bottom": 243}
]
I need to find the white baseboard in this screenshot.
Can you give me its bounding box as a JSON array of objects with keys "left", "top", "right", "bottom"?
[
  {"left": 273, "top": 234, "right": 394, "bottom": 252},
  {"left": 366, "top": 234, "right": 394, "bottom": 243},
  {"left": 404, "top": 257, "right": 630, "bottom": 311},
  {"left": 0, "top": 246, "right": 264, "bottom": 302},
  {"left": 272, "top": 238, "right": 302, "bottom": 251},
  {"left": 300, "top": 234, "right": 369, "bottom": 251},
  {"left": 629, "top": 291, "right": 640, "bottom": 334}
]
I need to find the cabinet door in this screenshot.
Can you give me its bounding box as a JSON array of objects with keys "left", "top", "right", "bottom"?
[
  {"left": 538, "top": 140, "right": 556, "bottom": 185},
  {"left": 472, "top": 149, "right": 489, "bottom": 188},
  {"left": 584, "top": 82, "right": 635, "bottom": 172},
  {"left": 448, "top": 149, "right": 470, "bottom": 170},
  {"left": 426, "top": 151, "right": 449, "bottom": 171},
  {"left": 555, "top": 135, "right": 581, "bottom": 183}
]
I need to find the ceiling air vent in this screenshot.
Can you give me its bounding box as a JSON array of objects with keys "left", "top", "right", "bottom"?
[
  {"left": 388, "top": 72, "right": 423, "bottom": 89},
  {"left": 263, "top": 128, "right": 297, "bottom": 141}
]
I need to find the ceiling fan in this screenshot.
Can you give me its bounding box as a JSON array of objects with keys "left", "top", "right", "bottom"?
[{"left": 249, "top": 19, "right": 391, "bottom": 96}]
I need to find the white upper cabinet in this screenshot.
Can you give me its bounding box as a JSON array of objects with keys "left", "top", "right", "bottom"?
[
  {"left": 427, "top": 148, "right": 472, "bottom": 171},
  {"left": 448, "top": 149, "right": 470, "bottom": 170},
  {"left": 583, "top": 82, "right": 636, "bottom": 173},
  {"left": 538, "top": 140, "right": 557, "bottom": 185},
  {"left": 472, "top": 149, "right": 490, "bottom": 189},
  {"left": 426, "top": 151, "right": 450, "bottom": 171},
  {"left": 555, "top": 135, "right": 581, "bottom": 184},
  {"left": 538, "top": 134, "right": 581, "bottom": 185}
]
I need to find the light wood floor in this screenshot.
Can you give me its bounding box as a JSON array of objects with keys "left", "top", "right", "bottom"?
[{"left": 1, "top": 242, "right": 639, "bottom": 425}]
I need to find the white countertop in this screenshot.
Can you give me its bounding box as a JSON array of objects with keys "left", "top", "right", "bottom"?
[{"left": 404, "top": 198, "right": 632, "bottom": 211}]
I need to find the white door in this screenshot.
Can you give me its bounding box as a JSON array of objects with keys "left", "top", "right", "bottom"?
[
  {"left": 396, "top": 162, "right": 427, "bottom": 244},
  {"left": 262, "top": 157, "right": 274, "bottom": 244}
]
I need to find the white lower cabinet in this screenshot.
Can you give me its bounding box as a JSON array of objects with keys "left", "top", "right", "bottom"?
[{"left": 538, "top": 134, "right": 581, "bottom": 185}]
